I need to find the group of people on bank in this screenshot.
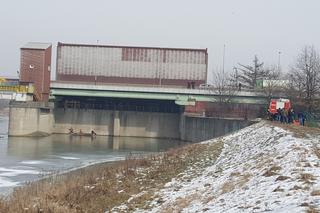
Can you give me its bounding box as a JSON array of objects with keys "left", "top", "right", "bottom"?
[
  {"left": 68, "top": 128, "right": 97, "bottom": 137},
  {"left": 269, "top": 108, "right": 306, "bottom": 126}
]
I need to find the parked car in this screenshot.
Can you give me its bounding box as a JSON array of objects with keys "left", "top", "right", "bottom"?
[{"left": 199, "top": 84, "right": 213, "bottom": 89}]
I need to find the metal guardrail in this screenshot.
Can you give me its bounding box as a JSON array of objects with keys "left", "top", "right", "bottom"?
[{"left": 304, "top": 111, "right": 320, "bottom": 127}]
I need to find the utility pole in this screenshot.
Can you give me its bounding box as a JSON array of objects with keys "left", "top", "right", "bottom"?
[
  {"left": 278, "top": 51, "right": 281, "bottom": 72},
  {"left": 222, "top": 44, "right": 226, "bottom": 76}
]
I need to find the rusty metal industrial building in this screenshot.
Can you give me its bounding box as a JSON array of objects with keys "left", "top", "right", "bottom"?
[
  {"left": 20, "top": 42, "right": 52, "bottom": 101},
  {"left": 56, "top": 42, "right": 208, "bottom": 87}
]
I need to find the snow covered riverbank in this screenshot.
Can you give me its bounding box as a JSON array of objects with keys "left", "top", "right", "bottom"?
[
  {"left": 1, "top": 121, "right": 319, "bottom": 212},
  {"left": 123, "top": 121, "right": 320, "bottom": 212}
]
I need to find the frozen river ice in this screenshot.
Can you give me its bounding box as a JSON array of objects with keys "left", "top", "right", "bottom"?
[{"left": 0, "top": 114, "right": 183, "bottom": 195}]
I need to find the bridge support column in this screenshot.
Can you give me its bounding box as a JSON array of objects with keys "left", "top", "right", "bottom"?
[
  {"left": 113, "top": 111, "right": 120, "bottom": 136},
  {"left": 112, "top": 137, "right": 120, "bottom": 150},
  {"left": 179, "top": 113, "right": 186, "bottom": 141}
]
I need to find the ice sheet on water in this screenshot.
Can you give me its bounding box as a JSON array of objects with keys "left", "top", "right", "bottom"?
[
  {"left": 56, "top": 156, "right": 80, "bottom": 160},
  {"left": 0, "top": 167, "right": 40, "bottom": 177},
  {"left": 0, "top": 176, "right": 19, "bottom": 187},
  {"left": 20, "top": 160, "right": 47, "bottom": 165}
]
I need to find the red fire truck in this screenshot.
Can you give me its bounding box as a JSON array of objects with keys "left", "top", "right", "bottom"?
[{"left": 268, "top": 98, "right": 291, "bottom": 115}]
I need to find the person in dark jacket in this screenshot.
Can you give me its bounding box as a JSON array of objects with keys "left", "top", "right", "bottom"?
[
  {"left": 298, "top": 112, "right": 306, "bottom": 126},
  {"left": 284, "top": 108, "right": 289, "bottom": 123},
  {"left": 280, "top": 108, "right": 285, "bottom": 123},
  {"left": 277, "top": 108, "right": 281, "bottom": 121},
  {"left": 288, "top": 108, "right": 295, "bottom": 123}
]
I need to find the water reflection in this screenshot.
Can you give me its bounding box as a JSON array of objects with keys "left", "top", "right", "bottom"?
[
  {"left": 7, "top": 135, "right": 179, "bottom": 159},
  {"left": 0, "top": 115, "right": 185, "bottom": 194}
]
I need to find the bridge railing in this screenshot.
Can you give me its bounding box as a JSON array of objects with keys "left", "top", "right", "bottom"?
[{"left": 0, "top": 84, "right": 34, "bottom": 94}]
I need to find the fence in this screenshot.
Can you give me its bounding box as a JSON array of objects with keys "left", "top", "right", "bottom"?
[{"left": 0, "top": 84, "right": 34, "bottom": 94}]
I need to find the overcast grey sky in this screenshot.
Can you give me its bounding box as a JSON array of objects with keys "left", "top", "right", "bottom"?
[{"left": 1, "top": 0, "right": 320, "bottom": 82}]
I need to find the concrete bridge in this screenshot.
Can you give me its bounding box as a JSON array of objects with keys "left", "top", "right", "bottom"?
[
  {"left": 7, "top": 42, "right": 271, "bottom": 141},
  {"left": 50, "top": 81, "right": 270, "bottom": 105},
  {"left": 8, "top": 81, "right": 270, "bottom": 141}
]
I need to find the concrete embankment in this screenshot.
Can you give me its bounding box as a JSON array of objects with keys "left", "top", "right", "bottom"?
[
  {"left": 8, "top": 103, "right": 252, "bottom": 141},
  {"left": 180, "top": 115, "right": 252, "bottom": 142},
  {"left": 8, "top": 102, "right": 54, "bottom": 136},
  {"left": 0, "top": 99, "right": 10, "bottom": 109},
  {"left": 53, "top": 108, "right": 252, "bottom": 141},
  {"left": 53, "top": 108, "right": 180, "bottom": 139}
]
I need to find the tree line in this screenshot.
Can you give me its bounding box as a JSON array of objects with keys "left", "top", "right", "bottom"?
[{"left": 212, "top": 45, "right": 320, "bottom": 112}]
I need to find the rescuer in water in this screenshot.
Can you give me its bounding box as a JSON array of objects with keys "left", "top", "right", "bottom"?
[
  {"left": 68, "top": 127, "right": 74, "bottom": 134},
  {"left": 91, "top": 130, "right": 97, "bottom": 137}
]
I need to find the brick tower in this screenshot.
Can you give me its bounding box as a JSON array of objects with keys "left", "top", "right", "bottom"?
[{"left": 20, "top": 42, "right": 52, "bottom": 101}]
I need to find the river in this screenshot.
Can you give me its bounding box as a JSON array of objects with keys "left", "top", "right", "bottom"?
[{"left": 0, "top": 113, "right": 184, "bottom": 195}]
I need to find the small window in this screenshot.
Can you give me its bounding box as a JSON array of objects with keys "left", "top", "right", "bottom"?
[
  {"left": 48, "top": 65, "right": 51, "bottom": 71},
  {"left": 29, "top": 64, "right": 34, "bottom": 69}
]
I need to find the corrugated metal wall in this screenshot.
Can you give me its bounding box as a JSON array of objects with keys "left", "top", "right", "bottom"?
[{"left": 56, "top": 43, "right": 207, "bottom": 87}]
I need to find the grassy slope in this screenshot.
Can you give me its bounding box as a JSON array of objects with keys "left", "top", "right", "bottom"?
[
  {"left": 0, "top": 139, "right": 223, "bottom": 212},
  {"left": 141, "top": 121, "right": 320, "bottom": 213}
]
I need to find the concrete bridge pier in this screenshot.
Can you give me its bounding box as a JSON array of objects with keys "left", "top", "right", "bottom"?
[
  {"left": 113, "top": 111, "right": 120, "bottom": 137},
  {"left": 8, "top": 102, "right": 54, "bottom": 136},
  {"left": 179, "top": 114, "right": 186, "bottom": 141}
]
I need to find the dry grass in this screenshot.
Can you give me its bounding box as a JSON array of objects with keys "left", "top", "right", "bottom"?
[
  {"left": 306, "top": 206, "right": 320, "bottom": 213},
  {"left": 159, "top": 193, "right": 200, "bottom": 213},
  {"left": 221, "top": 181, "right": 236, "bottom": 194},
  {"left": 268, "top": 121, "right": 320, "bottom": 139},
  {"left": 315, "top": 148, "right": 320, "bottom": 159},
  {"left": 299, "top": 173, "right": 317, "bottom": 184},
  {"left": 273, "top": 186, "right": 284, "bottom": 192},
  {"left": 304, "top": 162, "right": 313, "bottom": 167},
  {"left": 290, "top": 185, "right": 303, "bottom": 191},
  {"left": 221, "top": 173, "right": 251, "bottom": 194},
  {"left": 300, "top": 202, "right": 309, "bottom": 206},
  {"left": 0, "top": 141, "right": 223, "bottom": 213},
  {"left": 230, "top": 172, "right": 241, "bottom": 177},
  {"left": 311, "top": 190, "right": 320, "bottom": 196},
  {"left": 275, "top": 175, "right": 290, "bottom": 181},
  {"left": 263, "top": 165, "right": 282, "bottom": 177}
]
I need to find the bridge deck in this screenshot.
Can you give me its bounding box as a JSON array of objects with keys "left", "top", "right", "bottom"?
[
  {"left": 51, "top": 81, "right": 265, "bottom": 96},
  {"left": 50, "top": 81, "right": 269, "bottom": 105}
]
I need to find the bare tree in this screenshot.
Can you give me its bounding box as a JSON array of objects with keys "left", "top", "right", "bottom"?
[
  {"left": 289, "top": 45, "right": 320, "bottom": 111},
  {"left": 211, "top": 70, "right": 237, "bottom": 103},
  {"left": 260, "top": 65, "right": 283, "bottom": 99},
  {"left": 236, "top": 55, "right": 270, "bottom": 89}
]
